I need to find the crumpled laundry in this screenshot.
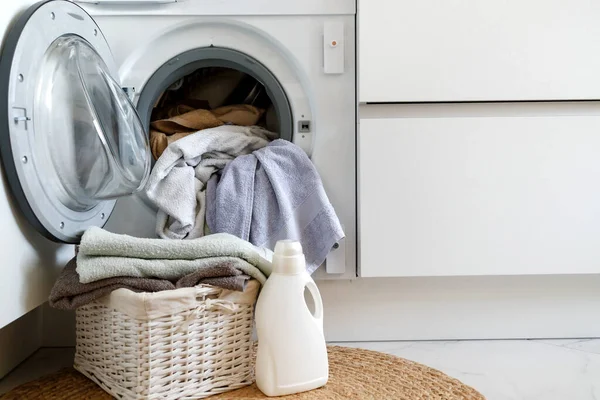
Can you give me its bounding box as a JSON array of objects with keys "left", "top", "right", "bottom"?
[
  {"left": 49, "top": 257, "right": 250, "bottom": 310},
  {"left": 150, "top": 104, "right": 265, "bottom": 159},
  {"left": 146, "top": 125, "right": 277, "bottom": 240},
  {"left": 206, "top": 139, "right": 344, "bottom": 274},
  {"left": 75, "top": 227, "right": 273, "bottom": 284}
]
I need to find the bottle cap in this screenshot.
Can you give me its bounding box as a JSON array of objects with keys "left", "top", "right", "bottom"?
[{"left": 273, "top": 240, "right": 305, "bottom": 275}]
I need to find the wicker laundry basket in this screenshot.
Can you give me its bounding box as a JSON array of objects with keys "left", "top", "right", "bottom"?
[{"left": 74, "top": 280, "right": 260, "bottom": 400}]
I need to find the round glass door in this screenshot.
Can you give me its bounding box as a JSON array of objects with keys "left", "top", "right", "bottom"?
[
  {"left": 0, "top": 0, "right": 151, "bottom": 243},
  {"left": 35, "top": 35, "right": 150, "bottom": 211}
]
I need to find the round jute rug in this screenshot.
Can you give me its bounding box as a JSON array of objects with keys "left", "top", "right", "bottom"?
[{"left": 1, "top": 346, "right": 485, "bottom": 400}]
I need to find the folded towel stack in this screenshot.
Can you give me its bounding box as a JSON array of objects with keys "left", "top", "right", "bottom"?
[
  {"left": 49, "top": 258, "right": 250, "bottom": 310},
  {"left": 49, "top": 227, "right": 273, "bottom": 310}
]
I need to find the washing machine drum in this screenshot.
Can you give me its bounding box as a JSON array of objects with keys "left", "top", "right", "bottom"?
[{"left": 0, "top": 0, "right": 151, "bottom": 243}]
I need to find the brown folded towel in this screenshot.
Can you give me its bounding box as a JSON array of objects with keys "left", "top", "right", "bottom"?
[
  {"left": 49, "top": 258, "right": 250, "bottom": 310},
  {"left": 150, "top": 104, "right": 265, "bottom": 159}
]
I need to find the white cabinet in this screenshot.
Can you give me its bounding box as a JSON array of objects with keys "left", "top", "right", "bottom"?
[
  {"left": 359, "top": 103, "right": 600, "bottom": 277},
  {"left": 359, "top": 0, "right": 600, "bottom": 103}
]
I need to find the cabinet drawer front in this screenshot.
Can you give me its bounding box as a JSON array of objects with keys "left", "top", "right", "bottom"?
[
  {"left": 359, "top": 105, "right": 600, "bottom": 277},
  {"left": 359, "top": 0, "right": 600, "bottom": 103}
]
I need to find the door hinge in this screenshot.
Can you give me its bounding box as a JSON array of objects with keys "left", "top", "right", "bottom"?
[
  {"left": 325, "top": 227, "right": 346, "bottom": 274},
  {"left": 122, "top": 87, "right": 136, "bottom": 101}
]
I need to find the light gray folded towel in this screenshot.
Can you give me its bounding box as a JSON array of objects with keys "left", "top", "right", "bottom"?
[
  {"left": 145, "top": 125, "right": 277, "bottom": 240},
  {"left": 207, "top": 139, "right": 344, "bottom": 274},
  {"left": 76, "top": 227, "right": 273, "bottom": 284}
]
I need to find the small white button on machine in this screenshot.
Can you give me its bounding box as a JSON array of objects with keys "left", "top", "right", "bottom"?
[{"left": 323, "top": 21, "right": 344, "bottom": 74}]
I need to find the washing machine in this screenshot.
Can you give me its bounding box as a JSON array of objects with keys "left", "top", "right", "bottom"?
[{"left": 0, "top": 0, "right": 356, "bottom": 279}]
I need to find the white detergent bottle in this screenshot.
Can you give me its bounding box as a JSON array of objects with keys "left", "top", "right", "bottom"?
[{"left": 255, "top": 240, "right": 328, "bottom": 397}]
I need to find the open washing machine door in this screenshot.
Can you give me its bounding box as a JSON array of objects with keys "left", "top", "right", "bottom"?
[{"left": 0, "top": 0, "right": 151, "bottom": 243}]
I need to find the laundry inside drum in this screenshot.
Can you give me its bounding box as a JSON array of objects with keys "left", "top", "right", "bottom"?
[{"left": 149, "top": 67, "right": 281, "bottom": 160}]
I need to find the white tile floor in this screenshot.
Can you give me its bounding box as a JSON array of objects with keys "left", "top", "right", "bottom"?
[
  {"left": 338, "top": 339, "right": 600, "bottom": 400},
  {"left": 1, "top": 339, "right": 599, "bottom": 399}
]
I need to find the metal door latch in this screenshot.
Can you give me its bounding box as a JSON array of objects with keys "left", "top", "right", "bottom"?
[{"left": 13, "top": 108, "right": 30, "bottom": 129}]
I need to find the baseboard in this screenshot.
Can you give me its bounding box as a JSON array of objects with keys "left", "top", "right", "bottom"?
[
  {"left": 319, "top": 274, "right": 600, "bottom": 341},
  {"left": 0, "top": 307, "right": 42, "bottom": 379}
]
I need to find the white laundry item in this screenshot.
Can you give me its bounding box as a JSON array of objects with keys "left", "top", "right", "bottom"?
[{"left": 146, "top": 125, "right": 277, "bottom": 240}]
